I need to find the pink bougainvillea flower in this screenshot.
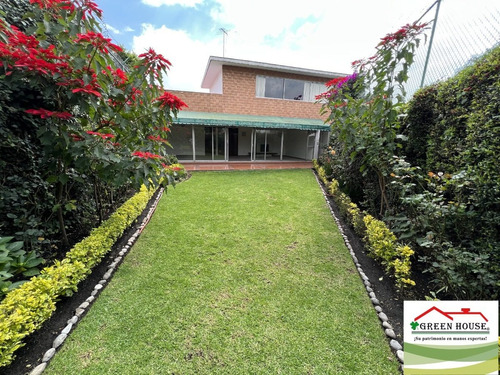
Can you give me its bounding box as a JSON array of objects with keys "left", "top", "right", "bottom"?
[
  {"left": 154, "top": 92, "right": 187, "bottom": 110},
  {"left": 25, "top": 108, "right": 73, "bottom": 119}
]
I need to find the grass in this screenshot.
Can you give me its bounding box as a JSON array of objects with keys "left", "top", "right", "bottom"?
[{"left": 45, "top": 170, "right": 400, "bottom": 374}]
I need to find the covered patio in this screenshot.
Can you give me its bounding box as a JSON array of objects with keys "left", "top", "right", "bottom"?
[{"left": 171, "top": 111, "right": 330, "bottom": 162}]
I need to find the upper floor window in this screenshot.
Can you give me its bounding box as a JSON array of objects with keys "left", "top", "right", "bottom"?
[{"left": 256, "top": 75, "right": 325, "bottom": 102}]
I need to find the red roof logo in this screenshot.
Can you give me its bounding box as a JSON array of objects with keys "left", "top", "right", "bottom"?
[{"left": 414, "top": 306, "right": 488, "bottom": 322}]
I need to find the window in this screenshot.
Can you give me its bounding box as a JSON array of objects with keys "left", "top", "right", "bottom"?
[
  {"left": 284, "top": 79, "right": 304, "bottom": 100},
  {"left": 264, "top": 77, "right": 284, "bottom": 99},
  {"left": 256, "top": 75, "right": 325, "bottom": 102}
]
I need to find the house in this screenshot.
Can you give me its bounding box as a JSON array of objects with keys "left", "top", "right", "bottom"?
[{"left": 168, "top": 56, "right": 344, "bottom": 163}]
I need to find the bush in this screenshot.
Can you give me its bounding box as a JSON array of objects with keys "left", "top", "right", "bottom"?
[
  {"left": 314, "top": 161, "right": 415, "bottom": 290},
  {"left": 363, "top": 215, "right": 415, "bottom": 288},
  {"left": 0, "top": 185, "right": 154, "bottom": 368}
]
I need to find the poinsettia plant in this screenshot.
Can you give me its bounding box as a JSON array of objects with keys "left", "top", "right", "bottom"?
[
  {"left": 0, "top": 0, "right": 186, "bottom": 246},
  {"left": 318, "top": 22, "right": 428, "bottom": 216}
]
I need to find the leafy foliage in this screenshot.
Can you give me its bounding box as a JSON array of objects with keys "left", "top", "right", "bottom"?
[
  {"left": 0, "top": 237, "right": 44, "bottom": 298},
  {"left": 318, "top": 22, "right": 429, "bottom": 216},
  {"left": 318, "top": 30, "right": 499, "bottom": 299},
  {"left": 0, "top": 0, "right": 185, "bottom": 257}
]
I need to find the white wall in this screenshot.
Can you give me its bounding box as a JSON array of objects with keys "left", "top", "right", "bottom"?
[
  {"left": 238, "top": 127, "right": 252, "bottom": 156},
  {"left": 283, "top": 130, "right": 308, "bottom": 159}
]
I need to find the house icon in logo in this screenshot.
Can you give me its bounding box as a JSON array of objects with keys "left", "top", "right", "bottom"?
[
  {"left": 414, "top": 306, "right": 488, "bottom": 322},
  {"left": 410, "top": 306, "right": 488, "bottom": 331}
]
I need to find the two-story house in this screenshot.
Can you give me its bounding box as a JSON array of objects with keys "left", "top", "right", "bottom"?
[{"left": 169, "top": 56, "right": 344, "bottom": 163}]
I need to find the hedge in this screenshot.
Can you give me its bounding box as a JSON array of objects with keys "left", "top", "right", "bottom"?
[{"left": 0, "top": 185, "right": 155, "bottom": 368}]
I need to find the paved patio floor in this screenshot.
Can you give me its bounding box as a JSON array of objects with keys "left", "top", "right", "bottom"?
[{"left": 182, "top": 161, "right": 313, "bottom": 171}]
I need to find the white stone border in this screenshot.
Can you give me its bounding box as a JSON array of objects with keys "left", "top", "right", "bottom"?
[
  {"left": 313, "top": 172, "right": 404, "bottom": 367},
  {"left": 28, "top": 188, "right": 165, "bottom": 375}
]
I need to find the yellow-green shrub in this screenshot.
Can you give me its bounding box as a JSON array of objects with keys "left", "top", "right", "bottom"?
[
  {"left": 363, "top": 215, "right": 415, "bottom": 288},
  {"left": 317, "top": 166, "right": 415, "bottom": 289},
  {"left": 0, "top": 186, "right": 155, "bottom": 368}
]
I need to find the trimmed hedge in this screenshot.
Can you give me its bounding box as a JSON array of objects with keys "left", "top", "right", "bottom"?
[
  {"left": 313, "top": 160, "right": 415, "bottom": 289},
  {"left": 0, "top": 185, "right": 155, "bottom": 368}
]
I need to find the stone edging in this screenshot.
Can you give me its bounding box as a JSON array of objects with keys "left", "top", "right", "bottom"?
[
  {"left": 28, "top": 188, "right": 165, "bottom": 375},
  {"left": 313, "top": 172, "right": 405, "bottom": 368}
]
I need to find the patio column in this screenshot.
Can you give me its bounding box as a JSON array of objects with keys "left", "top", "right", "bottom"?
[
  {"left": 280, "top": 130, "right": 284, "bottom": 161},
  {"left": 313, "top": 130, "right": 320, "bottom": 160},
  {"left": 191, "top": 126, "right": 196, "bottom": 161}
]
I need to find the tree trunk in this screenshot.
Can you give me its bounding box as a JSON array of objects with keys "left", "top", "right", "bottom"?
[{"left": 56, "top": 181, "right": 69, "bottom": 248}]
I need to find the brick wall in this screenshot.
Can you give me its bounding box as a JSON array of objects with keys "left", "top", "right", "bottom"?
[{"left": 170, "top": 65, "right": 330, "bottom": 120}]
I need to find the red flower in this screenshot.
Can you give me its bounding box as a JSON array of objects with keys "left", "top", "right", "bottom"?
[
  {"left": 70, "top": 133, "right": 84, "bottom": 141},
  {"left": 72, "top": 84, "right": 102, "bottom": 97},
  {"left": 138, "top": 48, "right": 172, "bottom": 80},
  {"left": 138, "top": 48, "right": 171, "bottom": 69},
  {"left": 155, "top": 92, "right": 187, "bottom": 110},
  {"left": 25, "top": 108, "right": 73, "bottom": 119},
  {"left": 75, "top": 32, "right": 122, "bottom": 54},
  {"left": 154, "top": 126, "right": 171, "bottom": 132},
  {"left": 0, "top": 28, "right": 70, "bottom": 77},
  {"left": 80, "top": 0, "right": 103, "bottom": 19},
  {"left": 86, "top": 131, "right": 115, "bottom": 139},
  {"left": 148, "top": 135, "right": 168, "bottom": 143},
  {"left": 132, "top": 151, "right": 162, "bottom": 160}
]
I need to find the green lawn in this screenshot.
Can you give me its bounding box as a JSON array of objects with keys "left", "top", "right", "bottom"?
[{"left": 45, "top": 170, "right": 400, "bottom": 374}]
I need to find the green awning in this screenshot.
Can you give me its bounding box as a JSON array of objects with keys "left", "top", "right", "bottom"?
[{"left": 173, "top": 111, "right": 330, "bottom": 131}]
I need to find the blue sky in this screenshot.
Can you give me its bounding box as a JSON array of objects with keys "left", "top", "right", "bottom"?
[{"left": 95, "top": 0, "right": 499, "bottom": 92}]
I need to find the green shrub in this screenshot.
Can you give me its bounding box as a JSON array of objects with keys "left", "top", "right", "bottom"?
[
  {"left": 0, "top": 186, "right": 154, "bottom": 368},
  {"left": 363, "top": 215, "right": 415, "bottom": 288},
  {"left": 325, "top": 175, "right": 414, "bottom": 289}
]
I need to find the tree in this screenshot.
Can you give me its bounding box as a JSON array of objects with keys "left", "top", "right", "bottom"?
[
  {"left": 0, "top": 0, "right": 186, "bottom": 247},
  {"left": 318, "top": 22, "right": 428, "bottom": 216}
]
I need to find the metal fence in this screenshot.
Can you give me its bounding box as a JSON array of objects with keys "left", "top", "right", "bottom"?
[{"left": 404, "top": 0, "right": 500, "bottom": 98}]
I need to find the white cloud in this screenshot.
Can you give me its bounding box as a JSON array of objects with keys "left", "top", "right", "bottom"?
[
  {"left": 132, "top": 24, "right": 219, "bottom": 92},
  {"left": 130, "top": 0, "right": 484, "bottom": 91},
  {"left": 141, "top": 0, "right": 203, "bottom": 7},
  {"left": 105, "top": 23, "right": 121, "bottom": 35},
  {"left": 124, "top": 26, "right": 135, "bottom": 33},
  {"left": 210, "top": 0, "right": 429, "bottom": 74}
]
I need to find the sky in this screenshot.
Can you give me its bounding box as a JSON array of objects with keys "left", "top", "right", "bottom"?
[{"left": 96, "top": 0, "right": 499, "bottom": 92}]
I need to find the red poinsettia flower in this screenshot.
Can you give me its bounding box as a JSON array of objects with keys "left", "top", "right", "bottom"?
[
  {"left": 75, "top": 32, "right": 122, "bottom": 54},
  {"left": 86, "top": 131, "right": 115, "bottom": 139},
  {"left": 154, "top": 92, "right": 187, "bottom": 110},
  {"left": 132, "top": 151, "right": 163, "bottom": 160},
  {"left": 25, "top": 108, "right": 73, "bottom": 119},
  {"left": 72, "top": 84, "right": 102, "bottom": 97}
]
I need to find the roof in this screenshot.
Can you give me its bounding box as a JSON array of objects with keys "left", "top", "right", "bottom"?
[
  {"left": 173, "top": 111, "right": 330, "bottom": 131},
  {"left": 201, "top": 56, "right": 345, "bottom": 90},
  {"left": 414, "top": 306, "right": 488, "bottom": 322}
]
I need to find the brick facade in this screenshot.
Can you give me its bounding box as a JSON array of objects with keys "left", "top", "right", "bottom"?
[{"left": 170, "top": 65, "right": 330, "bottom": 120}]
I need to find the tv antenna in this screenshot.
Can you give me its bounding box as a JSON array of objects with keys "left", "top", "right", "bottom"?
[{"left": 220, "top": 28, "right": 228, "bottom": 57}]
